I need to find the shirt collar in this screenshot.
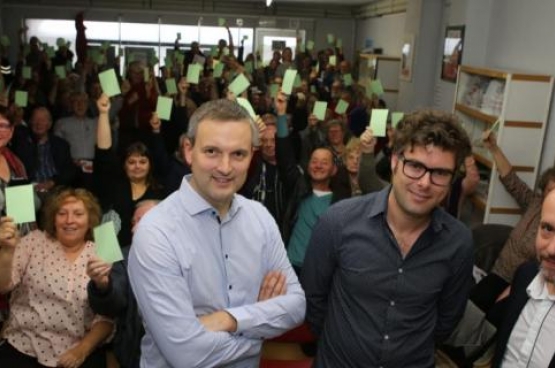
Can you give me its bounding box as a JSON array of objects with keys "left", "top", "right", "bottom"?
[
  {"left": 178, "top": 174, "right": 241, "bottom": 219},
  {"left": 527, "top": 272, "right": 555, "bottom": 301},
  {"left": 367, "top": 185, "right": 448, "bottom": 233}
]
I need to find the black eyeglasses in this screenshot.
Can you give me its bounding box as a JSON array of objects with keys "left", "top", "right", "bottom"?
[{"left": 398, "top": 154, "right": 455, "bottom": 187}]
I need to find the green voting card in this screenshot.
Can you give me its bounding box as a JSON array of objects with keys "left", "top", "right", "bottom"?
[
  {"left": 6, "top": 184, "right": 36, "bottom": 224},
  {"left": 335, "top": 99, "right": 349, "bottom": 115},
  {"left": 369, "top": 109, "right": 389, "bottom": 137},
  {"left": 46, "top": 46, "right": 56, "bottom": 58},
  {"left": 94, "top": 222, "right": 124, "bottom": 263},
  {"left": 175, "top": 53, "right": 184, "bottom": 64},
  {"left": 237, "top": 97, "right": 256, "bottom": 119},
  {"left": 55, "top": 65, "right": 66, "bottom": 79},
  {"left": 22, "top": 66, "right": 31, "bottom": 80},
  {"left": 391, "top": 112, "right": 404, "bottom": 129},
  {"left": 307, "top": 40, "right": 315, "bottom": 51},
  {"left": 211, "top": 46, "right": 219, "bottom": 57},
  {"left": 313, "top": 101, "right": 328, "bottom": 121},
  {"left": 165, "top": 78, "right": 178, "bottom": 95},
  {"left": 310, "top": 85, "right": 317, "bottom": 94},
  {"left": 176, "top": 32, "right": 181, "bottom": 40},
  {"left": 15, "top": 90, "right": 28, "bottom": 107},
  {"left": 213, "top": 62, "right": 225, "bottom": 78},
  {"left": 299, "top": 43, "right": 306, "bottom": 53},
  {"left": 281, "top": 69, "right": 298, "bottom": 95},
  {"left": 336, "top": 38, "right": 343, "bottom": 48},
  {"left": 491, "top": 118, "right": 501, "bottom": 134},
  {"left": 186, "top": 64, "right": 201, "bottom": 84},
  {"left": 329, "top": 56, "right": 337, "bottom": 67},
  {"left": 228, "top": 74, "right": 250, "bottom": 96},
  {"left": 98, "top": 69, "right": 121, "bottom": 97},
  {"left": 218, "top": 18, "right": 226, "bottom": 27},
  {"left": 327, "top": 34, "right": 335, "bottom": 45},
  {"left": 269, "top": 84, "right": 280, "bottom": 98},
  {"left": 156, "top": 96, "right": 173, "bottom": 121},
  {"left": 343, "top": 74, "right": 353, "bottom": 87},
  {"left": 164, "top": 56, "right": 173, "bottom": 68},
  {"left": 371, "top": 79, "right": 385, "bottom": 96}
]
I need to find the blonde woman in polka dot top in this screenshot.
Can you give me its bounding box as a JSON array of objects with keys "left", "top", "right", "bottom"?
[{"left": 0, "top": 187, "right": 113, "bottom": 368}]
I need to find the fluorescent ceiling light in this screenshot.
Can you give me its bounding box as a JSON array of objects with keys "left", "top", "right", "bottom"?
[{"left": 266, "top": 0, "right": 273, "bottom": 7}]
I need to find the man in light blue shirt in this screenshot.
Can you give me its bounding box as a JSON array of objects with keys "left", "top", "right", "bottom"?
[{"left": 128, "top": 99, "right": 306, "bottom": 368}]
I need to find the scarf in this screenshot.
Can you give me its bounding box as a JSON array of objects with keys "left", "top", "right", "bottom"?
[{"left": 0, "top": 146, "right": 27, "bottom": 179}]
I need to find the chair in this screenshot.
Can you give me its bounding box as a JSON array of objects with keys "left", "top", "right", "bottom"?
[{"left": 259, "top": 323, "right": 315, "bottom": 368}]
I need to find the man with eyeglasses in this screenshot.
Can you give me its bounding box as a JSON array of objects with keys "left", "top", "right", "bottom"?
[{"left": 302, "top": 110, "right": 474, "bottom": 367}]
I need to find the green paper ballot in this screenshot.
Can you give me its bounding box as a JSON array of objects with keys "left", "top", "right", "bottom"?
[
  {"left": 310, "top": 85, "right": 317, "bottom": 94},
  {"left": 299, "top": 43, "right": 306, "bottom": 53},
  {"left": 237, "top": 97, "right": 256, "bottom": 119},
  {"left": 186, "top": 64, "right": 202, "bottom": 84},
  {"left": 335, "top": 99, "right": 349, "bottom": 115},
  {"left": 336, "top": 38, "right": 343, "bottom": 48},
  {"left": 391, "top": 112, "right": 404, "bottom": 129},
  {"left": 371, "top": 79, "right": 385, "bottom": 96},
  {"left": 327, "top": 34, "right": 335, "bottom": 45},
  {"left": 165, "top": 78, "right": 178, "bottom": 95},
  {"left": 211, "top": 46, "right": 219, "bottom": 57},
  {"left": 94, "top": 222, "right": 124, "bottom": 263},
  {"left": 156, "top": 96, "right": 173, "bottom": 121},
  {"left": 222, "top": 47, "right": 230, "bottom": 56},
  {"left": 329, "top": 56, "right": 337, "bottom": 67},
  {"left": 269, "top": 84, "right": 280, "bottom": 98},
  {"left": 281, "top": 69, "right": 298, "bottom": 95},
  {"left": 213, "top": 62, "right": 225, "bottom": 78},
  {"left": 177, "top": 32, "right": 181, "bottom": 40},
  {"left": 6, "top": 184, "right": 36, "bottom": 224},
  {"left": 164, "top": 56, "right": 173, "bottom": 68},
  {"left": 15, "top": 90, "right": 28, "bottom": 107},
  {"left": 98, "top": 69, "right": 121, "bottom": 97},
  {"left": 343, "top": 74, "right": 353, "bottom": 87},
  {"left": 55, "top": 65, "right": 66, "bottom": 79},
  {"left": 22, "top": 66, "right": 31, "bottom": 80},
  {"left": 313, "top": 101, "right": 328, "bottom": 121},
  {"left": 218, "top": 18, "right": 227, "bottom": 27},
  {"left": 228, "top": 74, "right": 250, "bottom": 96},
  {"left": 101, "top": 41, "right": 110, "bottom": 50},
  {"left": 307, "top": 40, "right": 315, "bottom": 51},
  {"left": 369, "top": 109, "right": 389, "bottom": 137},
  {"left": 491, "top": 118, "right": 501, "bottom": 134},
  {"left": 175, "top": 53, "right": 185, "bottom": 64}
]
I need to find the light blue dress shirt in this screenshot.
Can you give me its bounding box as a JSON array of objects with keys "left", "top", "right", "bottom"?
[{"left": 128, "top": 175, "right": 306, "bottom": 368}]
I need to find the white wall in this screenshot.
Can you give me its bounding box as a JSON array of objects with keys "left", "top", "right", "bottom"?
[
  {"left": 355, "top": 13, "right": 406, "bottom": 55},
  {"left": 485, "top": 0, "right": 555, "bottom": 172}
]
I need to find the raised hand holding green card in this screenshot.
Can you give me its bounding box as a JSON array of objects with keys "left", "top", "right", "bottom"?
[
  {"left": 15, "top": 91, "right": 28, "bottom": 107},
  {"left": 391, "top": 112, "right": 404, "bottom": 128},
  {"left": 282, "top": 69, "right": 298, "bottom": 95},
  {"left": 313, "top": 101, "right": 328, "bottom": 121},
  {"left": 371, "top": 79, "right": 385, "bottom": 96},
  {"left": 165, "top": 78, "right": 178, "bottom": 95},
  {"left": 335, "top": 99, "right": 349, "bottom": 115},
  {"left": 156, "top": 96, "right": 173, "bottom": 121},
  {"left": 237, "top": 97, "right": 256, "bottom": 119},
  {"left": 369, "top": 109, "right": 389, "bottom": 137},
  {"left": 98, "top": 69, "right": 121, "bottom": 97},
  {"left": 228, "top": 74, "right": 250, "bottom": 96},
  {"left": 94, "top": 222, "right": 124, "bottom": 263},
  {"left": 186, "top": 64, "right": 201, "bottom": 84},
  {"left": 6, "top": 184, "right": 36, "bottom": 224}
]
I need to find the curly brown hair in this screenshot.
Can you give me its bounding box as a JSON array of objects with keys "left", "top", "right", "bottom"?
[
  {"left": 392, "top": 110, "right": 471, "bottom": 174},
  {"left": 41, "top": 187, "right": 102, "bottom": 241}
]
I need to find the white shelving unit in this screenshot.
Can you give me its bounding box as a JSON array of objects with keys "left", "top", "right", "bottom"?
[
  {"left": 454, "top": 65, "right": 553, "bottom": 226},
  {"left": 358, "top": 53, "right": 401, "bottom": 109}
]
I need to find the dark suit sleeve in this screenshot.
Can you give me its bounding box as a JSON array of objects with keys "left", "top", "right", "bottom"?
[
  {"left": 52, "top": 136, "right": 77, "bottom": 186},
  {"left": 87, "top": 260, "right": 128, "bottom": 318}
]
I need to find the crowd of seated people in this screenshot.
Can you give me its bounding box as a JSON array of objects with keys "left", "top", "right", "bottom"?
[{"left": 0, "top": 13, "right": 553, "bottom": 368}]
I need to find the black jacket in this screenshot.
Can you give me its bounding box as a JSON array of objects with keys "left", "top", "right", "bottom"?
[{"left": 492, "top": 261, "right": 555, "bottom": 368}]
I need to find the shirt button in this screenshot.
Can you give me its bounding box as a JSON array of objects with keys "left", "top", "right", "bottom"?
[
  {"left": 229, "top": 285, "right": 233, "bottom": 290},
  {"left": 390, "top": 301, "right": 395, "bottom": 307},
  {"left": 398, "top": 268, "right": 403, "bottom": 274},
  {"left": 225, "top": 254, "right": 229, "bottom": 259},
  {"left": 384, "top": 335, "right": 389, "bottom": 340}
]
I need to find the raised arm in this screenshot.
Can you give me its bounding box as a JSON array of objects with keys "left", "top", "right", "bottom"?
[
  {"left": 359, "top": 128, "right": 386, "bottom": 194},
  {"left": 96, "top": 93, "right": 112, "bottom": 149},
  {"left": 0, "top": 217, "right": 19, "bottom": 293},
  {"left": 482, "top": 130, "right": 511, "bottom": 178}
]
